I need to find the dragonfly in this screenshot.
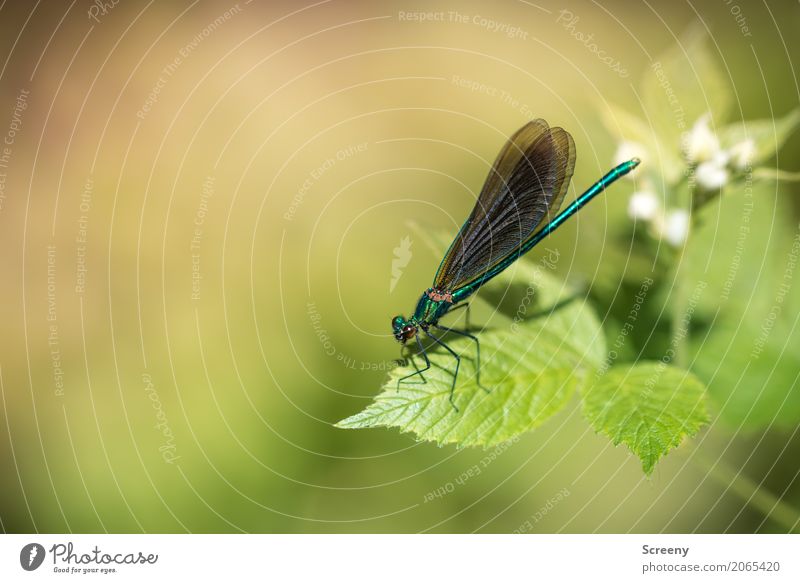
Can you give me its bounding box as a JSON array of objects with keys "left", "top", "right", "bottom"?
[{"left": 390, "top": 119, "right": 640, "bottom": 411}]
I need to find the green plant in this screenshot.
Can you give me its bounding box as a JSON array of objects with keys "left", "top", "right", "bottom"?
[
  {"left": 339, "top": 27, "right": 800, "bottom": 488},
  {"left": 338, "top": 231, "right": 708, "bottom": 475},
  {"left": 601, "top": 26, "right": 800, "bottom": 429}
]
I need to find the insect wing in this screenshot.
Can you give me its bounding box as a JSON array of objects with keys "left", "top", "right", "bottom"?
[{"left": 433, "top": 120, "right": 576, "bottom": 292}]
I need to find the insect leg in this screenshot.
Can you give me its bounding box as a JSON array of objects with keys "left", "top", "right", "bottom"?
[
  {"left": 405, "top": 337, "right": 430, "bottom": 385},
  {"left": 397, "top": 335, "right": 430, "bottom": 391},
  {"left": 433, "top": 324, "right": 490, "bottom": 394},
  {"left": 425, "top": 329, "right": 461, "bottom": 412}
]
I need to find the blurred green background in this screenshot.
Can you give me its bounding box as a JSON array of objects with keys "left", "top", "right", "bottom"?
[{"left": 0, "top": 0, "right": 798, "bottom": 533}]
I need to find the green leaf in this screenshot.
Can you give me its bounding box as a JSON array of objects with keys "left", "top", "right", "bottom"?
[
  {"left": 687, "top": 188, "right": 800, "bottom": 428},
  {"left": 719, "top": 108, "right": 800, "bottom": 167},
  {"left": 582, "top": 362, "right": 709, "bottom": 474},
  {"left": 685, "top": 184, "right": 786, "bottom": 314},
  {"left": 692, "top": 314, "right": 800, "bottom": 429},
  {"left": 641, "top": 25, "right": 731, "bottom": 151},
  {"left": 337, "top": 274, "right": 607, "bottom": 447}
]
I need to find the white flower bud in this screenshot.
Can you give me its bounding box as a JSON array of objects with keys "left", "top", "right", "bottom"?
[
  {"left": 711, "top": 149, "right": 730, "bottom": 167},
  {"left": 661, "top": 209, "right": 690, "bottom": 247},
  {"left": 684, "top": 114, "right": 720, "bottom": 164},
  {"left": 695, "top": 160, "right": 729, "bottom": 190},
  {"left": 728, "top": 138, "right": 756, "bottom": 171},
  {"left": 614, "top": 141, "right": 647, "bottom": 180},
  {"left": 627, "top": 191, "right": 661, "bottom": 221}
]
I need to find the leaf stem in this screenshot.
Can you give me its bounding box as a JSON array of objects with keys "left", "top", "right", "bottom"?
[
  {"left": 752, "top": 168, "right": 800, "bottom": 182},
  {"left": 669, "top": 241, "right": 690, "bottom": 368},
  {"left": 691, "top": 451, "right": 800, "bottom": 532}
]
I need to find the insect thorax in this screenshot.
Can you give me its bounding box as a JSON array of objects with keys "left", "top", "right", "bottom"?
[{"left": 412, "top": 288, "right": 454, "bottom": 327}]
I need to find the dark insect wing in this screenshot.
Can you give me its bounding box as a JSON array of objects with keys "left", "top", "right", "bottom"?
[{"left": 433, "top": 119, "right": 576, "bottom": 292}]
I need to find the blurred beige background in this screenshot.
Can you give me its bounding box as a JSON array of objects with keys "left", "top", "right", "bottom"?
[{"left": 0, "top": 0, "right": 798, "bottom": 532}]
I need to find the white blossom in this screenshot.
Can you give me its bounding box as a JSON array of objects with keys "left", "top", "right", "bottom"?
[
  {"left": 627, "top": 191, "right": 661, "bottom": 221},
  {"left": 661, "top": 209, "right": 690, "bottom": 247},
  {"left": 695, "top": 159, "right": 729, "bottom": 190},
  {"left": 711, "top": 149, "right": 730, "bottom": 167},
  {"left": 728, "top": 138, "right": 756, "bottom": 170},
  {"left": 684, "top": 114, "right": 720, "bottom": 164}
]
